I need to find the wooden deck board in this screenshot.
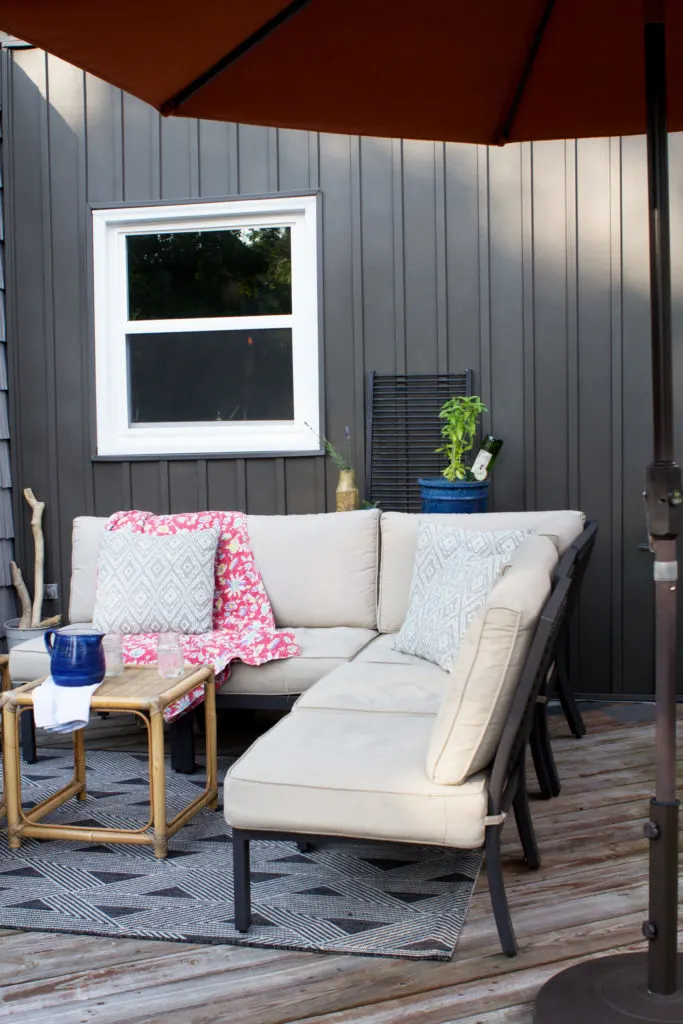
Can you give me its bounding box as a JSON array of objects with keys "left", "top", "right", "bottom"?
[{"left": 0, "top": 703, "right": 677, "bottom": 1024}]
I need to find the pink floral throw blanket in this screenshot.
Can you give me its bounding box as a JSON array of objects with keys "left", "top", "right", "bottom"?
[{"left": 106, "top": 510, "right": 299, "bottom": 721}]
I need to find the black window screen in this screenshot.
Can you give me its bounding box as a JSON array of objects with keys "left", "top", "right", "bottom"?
[{"left": 365, "top": 370, "right": 473, "bottom": 512}]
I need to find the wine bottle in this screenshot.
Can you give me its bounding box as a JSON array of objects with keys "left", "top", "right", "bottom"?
[{"left": 471, "top": 435, "right": 503, "bottom": 481}]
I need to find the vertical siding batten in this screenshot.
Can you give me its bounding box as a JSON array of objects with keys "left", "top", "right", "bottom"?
[
  {"left": 477, "top": 146, "right": 493, "bottom": 442},
  {"left": 609, "top": 136, "right": 624, "bottom": 695},
  {"left": 521, "top": 142, "right": 536, "bottom": 511},
  {"left": 434, "top": 143, "right": 448, "bottom": 374},
  {"left": 620, "top": 134, "right": 655, "bottom": 695},
  {"left": 350, "top": 134, "right": 365, "bottom": 497}
]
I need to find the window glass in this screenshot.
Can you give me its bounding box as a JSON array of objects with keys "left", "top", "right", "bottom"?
[
  {"left": 127, "top": 329, "right": 294, "bottom": 423},
  {"left": 127, "top": 227, "right": 292, "bottom": 320}
]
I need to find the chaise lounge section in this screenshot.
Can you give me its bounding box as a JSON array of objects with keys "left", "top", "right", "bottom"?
[{"left": 223, "top": 532, "right": 576, "bottom": 955}]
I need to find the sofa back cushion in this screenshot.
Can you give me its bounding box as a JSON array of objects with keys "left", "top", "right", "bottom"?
[
  {"left": 69, "top": 516, "right": 108, "bottom": 623},
  {"left": 247, "top": 509, "right": 380, "bottom": 629},
  {"left": 425, "top": 534, "right": 556, "bottom": 785},
  {"left": 70, "top": 509, "right": 382, "bottom": 630},
  {"left": 378, "top": 509, "right": 584, "bottom": 633}
]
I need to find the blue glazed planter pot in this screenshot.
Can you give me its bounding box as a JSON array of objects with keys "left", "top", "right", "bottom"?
[
  {"left": 418, "top": 477, "right": 489, "bottom": 514},
  {"left": 45, "top": 628, "right": 106, "bottom": 687}
]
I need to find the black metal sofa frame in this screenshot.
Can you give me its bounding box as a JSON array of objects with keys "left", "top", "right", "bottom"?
[
  {"left": 230, "top": 542, "right": 580, "bottom": 957},
  {"left": 530, "top": 520, "right": 598, "bottom": 799}
]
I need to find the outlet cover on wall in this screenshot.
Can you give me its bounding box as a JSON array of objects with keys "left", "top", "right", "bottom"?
[{"left": 44, "top": 583, "right": 59, "bottom": 601}]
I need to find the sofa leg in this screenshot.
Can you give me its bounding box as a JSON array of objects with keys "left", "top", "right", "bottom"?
[
  {"left": 513, "top": 765, "right": 541, "bottom": 870},
  {"left": 485, "top": 826, "right": 518, "bottom": 957},
  {"left": 20, "top": 708, "right": 37, "bottom": 765},
  {"left": 297, "top": 841, "right": 314, "bottom": 853},
  {"left": 233, "top": 830, "right": 252, "bottom": 933},
  {"left": 169, "top": 711, "right": 196, "bottom": 774},
  {"left": 530, "top": 701, "right": 560, "bottom": 799}
]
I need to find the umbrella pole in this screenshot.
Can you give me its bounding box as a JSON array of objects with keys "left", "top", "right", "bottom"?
[
  {"left": 534, "top": 7, "right": 683, "bottom": 1020},
  {"left": 643, "top": 6, "right": 681, "bottom": 998}
]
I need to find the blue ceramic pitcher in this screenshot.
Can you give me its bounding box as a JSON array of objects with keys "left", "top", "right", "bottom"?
[{"left": 44, "top": 628, "right": 106, "bottom": 687}]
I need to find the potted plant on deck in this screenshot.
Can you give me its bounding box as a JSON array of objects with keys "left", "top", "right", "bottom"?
[{"left": 418, "top": 396, "right": 502, "bottom": 514}]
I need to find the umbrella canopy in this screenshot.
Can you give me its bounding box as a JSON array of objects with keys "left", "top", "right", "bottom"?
[
  {"left": 2, "top": 0, "right": 683, "bottom": 144},
  {"left": 0, "top": 2, "right": 681, "bottom": 1020}
]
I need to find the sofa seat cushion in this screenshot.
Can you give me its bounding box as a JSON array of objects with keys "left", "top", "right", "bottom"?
[
  {"left": 296, "top": 661, "right": 447, "bottom": 715},
  {"left": 225, "top": 627, "right": 377, "bottom": 695},
  {"left": 378, "top": 510, "right": 584, "bottom": 633},
  {"left": 354, "top": 631, "right": 440, "bottom": 667},
  {"left": 224, "top": 709, "right": 488, "bottom": 848}
]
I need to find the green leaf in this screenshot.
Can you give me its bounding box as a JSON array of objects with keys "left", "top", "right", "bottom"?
[{"left": 433, "top": 394, "right": 487, "bottom": 480}]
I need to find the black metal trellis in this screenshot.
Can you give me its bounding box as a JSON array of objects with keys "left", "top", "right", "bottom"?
[{"left": 365, "top": 370, "right": 473, "bottom": 513}]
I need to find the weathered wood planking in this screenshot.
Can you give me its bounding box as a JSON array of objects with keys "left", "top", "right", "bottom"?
[{"left": 0, "top": 704, "right": 675, "bottom": 1024}]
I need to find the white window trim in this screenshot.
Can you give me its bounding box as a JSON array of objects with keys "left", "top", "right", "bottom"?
[{"left": 92, "top": 195, "right": 321, "bottom": 457}]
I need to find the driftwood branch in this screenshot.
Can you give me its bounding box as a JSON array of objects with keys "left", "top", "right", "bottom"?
[
  {"left": 10, "top": 560, "right": 32, "bottom": 629},
  {"left": 36, "top": 614, "right": 61, "bottom": 629},
  {"left": 24, "top": 488, "right": 45, "bottom": 628}
]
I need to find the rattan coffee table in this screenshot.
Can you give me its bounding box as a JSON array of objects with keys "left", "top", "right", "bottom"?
[{"left": 1, "top": 665, "right": 217, "bottom": 858}]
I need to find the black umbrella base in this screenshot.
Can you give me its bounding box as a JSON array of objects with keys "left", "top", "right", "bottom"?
[{"left": 535, "top": 954, "right": 683, "bottom": 1023}]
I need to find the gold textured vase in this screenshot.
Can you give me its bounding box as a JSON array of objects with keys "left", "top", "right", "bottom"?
[{"left": 336, "top": 468, "right": 360, "bottom": 512}]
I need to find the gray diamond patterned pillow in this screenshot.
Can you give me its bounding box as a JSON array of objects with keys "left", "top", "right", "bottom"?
[
  {"left": 392, "top": 524, "right": 529, "bottom": 671},
  {"left": 93, "top": 528, "right": 220, "bottom": 635}
]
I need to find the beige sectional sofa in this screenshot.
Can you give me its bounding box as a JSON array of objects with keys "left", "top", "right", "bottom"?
[
  {"left": 8, "top": 506, "right": 587, "bottom": 954},
  {"left": 9, "top": 508, "right": 584, "bottom": 704}
]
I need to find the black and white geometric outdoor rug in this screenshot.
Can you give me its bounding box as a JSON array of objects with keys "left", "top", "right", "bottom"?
[{"left": 0, "top": 750, "right": 483, "bottom": 961}]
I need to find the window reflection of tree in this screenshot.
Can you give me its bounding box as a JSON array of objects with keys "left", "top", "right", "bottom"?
[{"left": 127, "top": 227, "right": 292, "bottom": 320}]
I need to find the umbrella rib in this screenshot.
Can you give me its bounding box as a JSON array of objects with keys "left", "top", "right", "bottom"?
[
  {"left": 494, "top": 0, "right": 557, "bottom": 145},
  {"left": 160, "top": 0, "right": 313, "bottom": 115}
]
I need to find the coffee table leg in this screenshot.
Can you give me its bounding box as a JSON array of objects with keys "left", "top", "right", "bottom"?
[
  {"left": 4, "top": 705, "right": 22, "bottom": 849},
  {"left": 204, "top": 673, "right": 218, "bottom": 811},
  {"left": 20, "top": 708, "right": 37, "bottom": 765},
  {"left": 73, "top": 727, "right": 86, "bottom": 801},
  {"left": 150, "top": 708, "right": 168, "bottom": 859}
]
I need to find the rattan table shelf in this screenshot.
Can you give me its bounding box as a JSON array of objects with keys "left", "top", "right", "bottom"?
[{"left": 1, "top": 664, "right": 217, "bottom": 858}]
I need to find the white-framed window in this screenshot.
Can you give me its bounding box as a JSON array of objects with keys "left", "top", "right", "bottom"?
[{"left": 92, "top": 194, "right": 321, "bottom": 457}]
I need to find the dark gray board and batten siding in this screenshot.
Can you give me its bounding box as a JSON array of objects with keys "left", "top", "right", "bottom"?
[{"left": 3, "top": 45, "right": 679, "bottom": 698}]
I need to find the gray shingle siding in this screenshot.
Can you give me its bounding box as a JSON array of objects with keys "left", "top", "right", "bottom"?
[{"left": 0, "top": 100, "right": 15, "bottom": 636}]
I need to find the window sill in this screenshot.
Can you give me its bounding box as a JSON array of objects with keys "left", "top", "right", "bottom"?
[{"left": 91, "top": 448, "right": 324, "bottom": 462}]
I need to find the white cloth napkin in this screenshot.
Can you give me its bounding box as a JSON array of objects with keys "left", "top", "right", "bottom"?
[{"left": 32, "top": 676, "right": 102, "bottom": 734}]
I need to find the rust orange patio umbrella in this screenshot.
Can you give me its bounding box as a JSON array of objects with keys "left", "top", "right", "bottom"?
[{"left": 0, "top": 2, "right": 681, "bottom": 1021}]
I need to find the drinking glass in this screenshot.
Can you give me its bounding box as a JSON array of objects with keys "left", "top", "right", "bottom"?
[
  {"left": 157, "top": 633, "right": 185, "bottom": 679},
  {"left": 102, "top": 634, "right": 124, "bottom": 677}
]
